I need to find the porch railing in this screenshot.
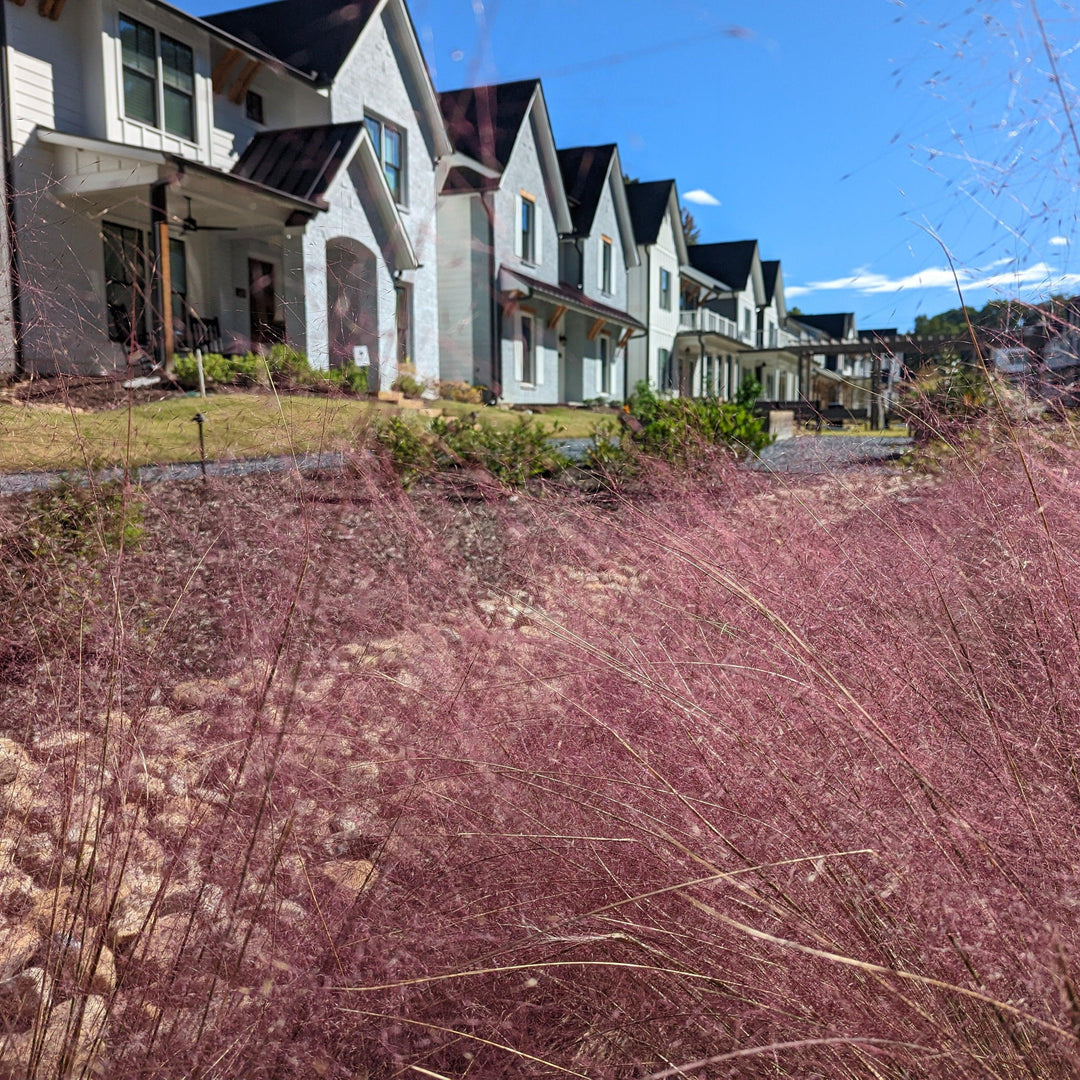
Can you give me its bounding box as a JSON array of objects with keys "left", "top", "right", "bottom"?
[{"left": 678, "top": 308, "right": 741, "bottom": 341}]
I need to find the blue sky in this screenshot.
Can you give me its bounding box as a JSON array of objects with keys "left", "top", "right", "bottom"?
[{"left": 188, "top": 0, "right": 1080, "bottom": 330}]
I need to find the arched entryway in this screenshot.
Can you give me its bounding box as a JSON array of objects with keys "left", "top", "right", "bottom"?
[{"left": 326, "top": 238, "right": 378, "bottom": 372}]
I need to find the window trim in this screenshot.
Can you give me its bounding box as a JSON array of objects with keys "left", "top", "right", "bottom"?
[
  {"left": 118, "top": 13, "right": 197, "bottom": 144},
  {"left": 600, "top": 235, "right": 613, "bottom": 294},
  {"left": 659, "top": 267, "right": 672, "bottom": 311},
  {"left": 365, "top": 112, "right": 407, "bottom": 207},
  {"left": 520, "top": 193, "right": 537, "bottom": 264},
  {"left": 520, "top": 310, "right": 536, "bottom": 385}
]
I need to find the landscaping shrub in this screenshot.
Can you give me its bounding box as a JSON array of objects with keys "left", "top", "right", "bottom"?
[
  {"left": 392, "top": 363, "right": 426, "bottom": 399},
  {"left": 627, "top": 378, "right": 773, "bottom": 460},
  {"left": 437, "top": 379, "right": 486, "bottom": 404},
  {"left": 378, "top": 413, "right": 569, "bottom": 487}
]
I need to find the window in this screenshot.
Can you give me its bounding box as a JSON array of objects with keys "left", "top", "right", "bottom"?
[
  {"left": 600, "top": 236, "right": 613, "bottom": 293},
  {"left": 743, "top": 308, "right": 752, "bottom": 339},
  {"left": 599, "top": 335, "right": 611, "bottom": 395},
  {"left": 365, "top": 115, "right": 405, "bottom": 203},
  {"left": 245, "top": 90, "right": 264, "bottom": 125},
  {"left": 659, "top": 347, "right": 675, "bottom": 391},
  {"left": 120, "top": 15, "right": 195, "bottom": 141},
  {"left": 520, "top": 313, "right": 536, "bottom": 384},
  {"left": 103, "top": 222, "right": 147, "bottom": 346},
  {"left": 520, "top": 195, "right": 536, "bottom": 263},
  {"left": 169, "top": 238, "right": 188, "bottom": 348},
  {"left": 659, "top": 267, "right": 672, "bottom": 311}
]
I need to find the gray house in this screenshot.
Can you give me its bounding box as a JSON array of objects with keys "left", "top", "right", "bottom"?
[
  {"left": 0, "top": 0, "right": 449, "bottom": 388},
  {"left": 624, "top": 179, "right": 689, "bottom": 393},
  {"left": 436, "top": 81, "right": 641, "bottom": 404}
]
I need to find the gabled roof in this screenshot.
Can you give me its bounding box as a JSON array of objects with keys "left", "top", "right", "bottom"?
[
  {"left": 762, "top": 259, "right": 786, "bottom": 321},
  {"left": 623, "top": 179, "right": 690, "bottom": 264},
  {"left": 558, "top": 145, "right": 615, "bottom": 236},
  {"left": 439, "top": 79, "right": 540, "bottom": 172},
  {"left": 501, "top": 269, "right": 645, "bottom": 331},
  {"left": 207, "top": 0, "right": 381, "bottom": 85},
  {"left": 626, "top": 180, "right": 669, "bottom": 243},
  {"left": 441, "top": 165, "right": 499, "bottom": 194},
  {"left": 688, "top": 241, "right": 765, "bottom": 306},
  {"left": 556, "top": 144, "right": 639, "bottom": 266},
  {"left": 232, "top": 122, "right": 364, "bottom": 204},
  {"left": 689, "top": 241, "right": 756, "bottom": 291},
  {"left": 438, "top": 79, "right": 573, "bottom": 234},
  {"left": 234, "top": 123, "right": 417, "bottom": 270},
  {"left": 791, "top": 312, "right": 856, "bottom": 341}
]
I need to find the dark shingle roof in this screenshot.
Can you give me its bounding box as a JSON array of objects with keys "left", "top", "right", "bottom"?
[
  {"left": 762, "top": 260, "right": 781, "bottom": 304},
  {"left": 206, "top": 0, "right": 381, "bottom": 86},
  {"left": 557, "top": 145, "right": 615, "bottom": 237},
  {"left": 624, "top": 180, "right": 675, "bottom": 246},
  {"left": 438, "top": 80, "right": 539, "bottom": 172},
  {"left": 688, "top": 241, "right": 758, "bottom": 291},
  {"left": 859, "top": 327, "right": 897, "bottom": 340},
  {"left": 231, "top": 123, "right": 364, "bottom": 204},
  {"left": 793, "top": 313, "right": 855, "bottom": 340}
]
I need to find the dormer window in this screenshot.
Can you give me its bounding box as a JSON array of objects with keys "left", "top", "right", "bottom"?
[{"left": 120, "top": 15, "right": 195, "bottom": 141}]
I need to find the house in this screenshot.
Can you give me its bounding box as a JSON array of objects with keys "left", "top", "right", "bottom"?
[
  {"left": 436, "top": 83, "right": 642, "bottom": 404},
  {"left": 0, "top": 0, "right": 449, "bottom": 388},
  {"left": 624, "top": 179, "right": 688, "bottom": 394},
  {"left": 788, "top": 312, "right": 862, "bottom": 408},
  {"left": 555, "top": 144, "right": 641, "bottom": 402},
  {"left": 675, "top": 241, "right": 762, "bottom": 399}
]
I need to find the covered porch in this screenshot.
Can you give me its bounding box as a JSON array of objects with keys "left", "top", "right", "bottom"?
[{"left": 32, "top": 130, "right": 319, "bottom": 374}]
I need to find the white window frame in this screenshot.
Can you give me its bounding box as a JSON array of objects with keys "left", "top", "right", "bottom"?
[
  {"left": 518, "top": 310, "right": 537, "bottom": 386},
  {"left": 600, "top": 236, "right": 613, "bottom": 294},
  {"left": 365, "top": 112, "right": 407, "bottom": 206},
  {"left": 118, "top": 13, "right": 197, "bottom": 145},
  {"left": 659, "top": 267, "right": 672, "bottom": 311},
  {"left": 517, "top": 193, "right": 539, "bottom": 264}
]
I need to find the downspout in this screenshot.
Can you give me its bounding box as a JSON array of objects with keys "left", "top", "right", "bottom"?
[
  {"left": 482, "top": 189, "right": 500, "bottom": 397},
  {"left": 0, "top": 4, "right": 25, "bottom": 377}
]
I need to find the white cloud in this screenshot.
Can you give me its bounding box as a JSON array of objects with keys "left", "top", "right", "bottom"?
[
  {"left": 787, "top": 260, "right": 1080, "bottom": 300},
  {"left": 1050, "top": 235, "right": 1070, "bottom": 246},
  {"left": 683, "top": 189, "right": 721, "bottom": 207}
]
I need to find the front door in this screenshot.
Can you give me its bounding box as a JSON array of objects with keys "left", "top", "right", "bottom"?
[{"left": 248, "top": 259, "right": 277, "bottom": 352}]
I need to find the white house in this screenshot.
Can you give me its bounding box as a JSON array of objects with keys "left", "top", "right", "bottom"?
[
  {"left": 436, "top": 81, "right": 641, "bottom": 404},
  {"left": 0, "top": 0, "right": 449, "bottom": 388},
  {"left": 555, "top": 144, "right": 641, "bottom": 403},
  {"left": 624, "top": 178, "right": 688, "bottom": 395}
]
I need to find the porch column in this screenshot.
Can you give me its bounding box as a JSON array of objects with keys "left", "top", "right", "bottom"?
[
  {"left": 150, "top": 183, "right": 173, "bottom": 369},
  {"left": 281, "top": 226, "right": 308, "bottom": 359}
]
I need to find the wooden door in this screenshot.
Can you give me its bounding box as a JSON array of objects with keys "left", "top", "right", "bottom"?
[{"left": 248, "top": 259, "right": 276, "bottom": 351}]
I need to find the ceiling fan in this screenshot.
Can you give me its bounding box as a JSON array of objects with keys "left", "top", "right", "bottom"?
[{"left": 180, "top": 196, "right": 238, "bottom": 234}]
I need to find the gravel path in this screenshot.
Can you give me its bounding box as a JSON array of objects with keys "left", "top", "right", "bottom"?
[
  {"left": 750, "top": 435, "right": 912, "bottom": 474},
  {"left": 0, "top": 451, "right": 347, "bottom": 495}
]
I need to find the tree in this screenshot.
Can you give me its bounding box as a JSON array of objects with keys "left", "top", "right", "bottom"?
[{"left": 681, "top": 206, "right": 701, "bottom": 246}]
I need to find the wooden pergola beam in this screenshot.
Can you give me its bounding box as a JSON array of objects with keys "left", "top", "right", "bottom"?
[
  {"left": 617, "top": 327, "right": 634, "bottom": 349},
  {"left": 586, "top": 317, "right": 606, "bottom": 342},
  {"left": 546, "top": 305, "right": 567, "bottom": 331}
]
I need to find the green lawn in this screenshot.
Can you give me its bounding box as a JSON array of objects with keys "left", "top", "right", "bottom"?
[{"left": 0, "top": 392, "right": 609, "bottom": 473}]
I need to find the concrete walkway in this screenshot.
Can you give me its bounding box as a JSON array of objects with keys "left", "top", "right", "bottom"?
[{"left": 751, "top": 434, "right": 912, "bottom": 474}]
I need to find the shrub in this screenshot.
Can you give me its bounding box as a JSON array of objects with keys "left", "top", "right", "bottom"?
[
  {"left": 378, "top": 413, "right": 568, "bottom": 487},
  {"left": 627, "top": 379, "right": 773, "bottom": 460},
  {"left": 326, "top": 362, "right": 369, "bottom": 395},
  {"left": 393, "top": 363, "right": 426, "bottom": 399},
  {"left": 264, "top": 343, "right": 313, "bottom": 383},
  {"left": 438, "top": 380, "right": 486, "bottom": 404},
  {"left": 173, "top": 352, "right": 234, "bottom": 389}
]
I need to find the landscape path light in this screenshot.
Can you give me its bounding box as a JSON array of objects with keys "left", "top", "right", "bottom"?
[{"left": 192, "top": 412, "right": 207, "bottom": 480}]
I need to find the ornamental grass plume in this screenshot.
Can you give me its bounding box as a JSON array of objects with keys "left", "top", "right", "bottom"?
[{"left": 0, "top": 418, "right": 1079, "bottom": 1077}]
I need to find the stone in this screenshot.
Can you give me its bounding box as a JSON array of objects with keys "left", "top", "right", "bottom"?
[
  {"left": 321, "top": 860, "right": 378, "bottom": 897},
  {"left": 13, "top": 833, "right": 56, "bottom": 880},
  {"left": 0, "top": 967, "right": 47, "bottom": 1027},
  {"left": 0, "top": 926, "right": 39, "bottom": 981},
  {"left": 59, "top": 938, "right": 116, "bottom": 997},
  {"left": 0, "top": 994, "right": 107, "bottom": 1079},
  {"left": 126, "top": 913, "right": 194, "bottom": 976},
  {"left": 0, "top": 742, "right": 29, "bottom": 787},
  {"left": 129, "top": 775, "right": 167, "bottom": 811},
  {"left": 171, "top": 680, "right": 229, "bottom": 710},
  {"left": 0, "top": 870, "right": 35, "bottom": 920},
  {"left": 90, "top": 710, "right": 133, "bottom": 736}
]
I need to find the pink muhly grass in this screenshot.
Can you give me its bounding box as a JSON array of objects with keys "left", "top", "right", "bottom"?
[{"left": 1, "top": 420, "right": 1080, "bottom": 1077}]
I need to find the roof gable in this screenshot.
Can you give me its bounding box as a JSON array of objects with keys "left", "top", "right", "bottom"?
[
  {"left": 207, "top": 0, "right": 381, "bottom": 85},
  {"left": 438, "top": 79, "right": 539, "bottom": 172},
  {"left": 688, "top": 240, "right": 765, "bottom": 305},
  {"left": 625, "top": 179, "right": 689, "bottom": 264},
  {"left": 762, "top": 260, "right": 786, "bottom": 320},
  {"left": 791, "top": 312, "right": 856, "bottom": 341},
  {"left": 558, "top": 144, "right": 640, "bottom": 267}
]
